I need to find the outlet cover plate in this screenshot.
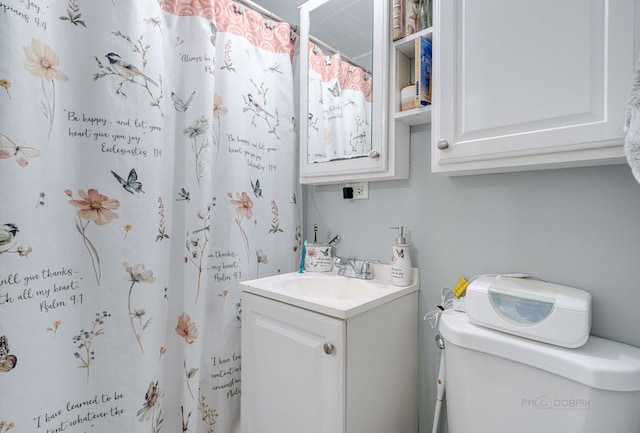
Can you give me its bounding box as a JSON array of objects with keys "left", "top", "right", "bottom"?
[{"left": 345, "top": 182, "right": 369, "bottom": 200}]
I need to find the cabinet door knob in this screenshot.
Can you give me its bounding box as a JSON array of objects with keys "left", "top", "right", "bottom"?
[
  {"left": 369, "top": 149, "right": 380, "bottom": 159},
  {"left": 323, "top": 342, "right": 335, "bottom": 355},
  {"left": 437, "top": 139, "right": 449, "bottom": 150}
]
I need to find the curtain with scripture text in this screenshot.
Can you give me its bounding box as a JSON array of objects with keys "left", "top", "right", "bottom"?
[
  {"left": 306, "top": 42, "right": 372, "bottom": 163},
  {"left": 0, "top": 0, "right": 300, "bottom": 431}
]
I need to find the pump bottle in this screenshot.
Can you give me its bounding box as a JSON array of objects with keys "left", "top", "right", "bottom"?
[{"left": 390, "top": 226, "right": 412, "bottom": 286}]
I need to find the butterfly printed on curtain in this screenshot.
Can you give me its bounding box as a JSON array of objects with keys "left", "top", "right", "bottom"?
[
  {"left": 264, "top": 62, "right": 282, "bottom": 74},
  {"left": 111, "top": 168, "right": 145, "bottom": 194},
  {"left": 144, "top": 16, "right": 162, "bottom": 32},
  {"left": 251, "top": 179, "right": 262, "bottom": 198},
  {"left": 0, "top": 133, "right": 40, "bottom": 167},
  {"left": 176, "top": 187, "right": 190, "bottom": 202},
  {"left": 171, "top": 91, "right": 195, "bottom": 112},
  {"left": 328, "top": 82, "right": 340, "bottom": 97},
  {"left": 0, "top": 335, "right": 17, "bottom": 373}
]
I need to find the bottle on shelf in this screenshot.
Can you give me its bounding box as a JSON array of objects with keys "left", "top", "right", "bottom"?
[{"left": 417, "top": 0, "right": 432, "bottom": 31}]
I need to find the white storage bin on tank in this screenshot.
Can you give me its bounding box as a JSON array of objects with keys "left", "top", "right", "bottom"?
[
  {"left": 465, "top": 275, "right": 591, "bottom": 348},
  {"left": 439, "top": 311, "right": 640, "bottom": 433}
]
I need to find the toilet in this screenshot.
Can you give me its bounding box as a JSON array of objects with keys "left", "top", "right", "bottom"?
[{"left": 439, "top": 310, "right": 640, "bottom": 432}]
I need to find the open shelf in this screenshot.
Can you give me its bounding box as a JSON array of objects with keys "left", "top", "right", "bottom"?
[
  {"left": 391, "top": 26, "right": 433, "bottom": 126},
  {"left": 393, "top": 27, "right": 434, "bottom": 56},
  {"left": 394, "top": 105, "right": 432, "bottom": 126}
]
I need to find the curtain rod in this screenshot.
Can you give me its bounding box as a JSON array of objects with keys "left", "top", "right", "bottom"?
[
  {"left": 234, "top": 0, "right": 371, "bottom": 75},
  {"left": 308, "top": 37, "right": 372, "bottom": 75},
  {"left": 235, "top": 0, "right": 288, "bottom": 23}
]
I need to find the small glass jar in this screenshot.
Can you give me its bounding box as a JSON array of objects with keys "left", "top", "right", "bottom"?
[{"left": 417, "top": 0, "right": 432, "bottom": 30}]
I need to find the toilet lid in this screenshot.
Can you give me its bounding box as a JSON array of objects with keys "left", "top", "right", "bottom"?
[{"left": 439, "top": 310, "right": 640, "bottom": 392}]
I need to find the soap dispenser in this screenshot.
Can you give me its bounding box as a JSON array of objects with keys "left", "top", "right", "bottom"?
[{"left": 390, "top": 226, "right": 412, "bottom": 286}]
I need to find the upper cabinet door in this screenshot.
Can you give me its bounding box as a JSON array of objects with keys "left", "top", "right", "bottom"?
[{"left": 432, "top": 0, "right": 637, "bottom": 175}]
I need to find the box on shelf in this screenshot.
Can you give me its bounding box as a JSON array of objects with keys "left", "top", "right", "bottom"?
[{"left": 414, "top": 35, "right": 432, "bottom": 107}]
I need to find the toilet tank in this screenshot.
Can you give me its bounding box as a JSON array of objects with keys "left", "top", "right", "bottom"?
[{"left": 439, "top": 311, "right": 640, "bottom": 433}]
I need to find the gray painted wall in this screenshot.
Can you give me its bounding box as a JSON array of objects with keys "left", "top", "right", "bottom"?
[{"left": 303, "top": 123, "right": 640, "bottom": 432}]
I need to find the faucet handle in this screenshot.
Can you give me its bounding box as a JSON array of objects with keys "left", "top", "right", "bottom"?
[
  {"left": 362, "top": 259, "right": 379, "bottom": 270},
  {"left": 359, "top": 260, "right": 371, "bottom": 273},
  {"left": 355, "top": 259, "right": 377, "bottom": 278}
]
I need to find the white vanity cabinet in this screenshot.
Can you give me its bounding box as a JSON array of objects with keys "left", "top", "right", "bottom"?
[
  {"left": 432, "top": 0, "right": 638, "bottom": 175},
  {"left": 241, "top": 290, "right": 418, "bottom": 433}
]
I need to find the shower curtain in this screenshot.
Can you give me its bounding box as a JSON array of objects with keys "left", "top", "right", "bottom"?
[
  {"left": 306, "top": 42, "right": 372, "bottom": 163},
  {"left": 0, "top": 1, "right": 300, "bottom": 432}
]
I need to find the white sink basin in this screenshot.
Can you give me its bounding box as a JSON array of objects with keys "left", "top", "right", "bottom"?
[
  {"left": 240, "top": 265, "right": 419, "bottom": 319},
  {"left": 279, "top": 276, "right": 375, "bottom": 300}
]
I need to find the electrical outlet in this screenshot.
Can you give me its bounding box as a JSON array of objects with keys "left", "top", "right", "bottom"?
[{"left": 345, "top": 182, "right": 368, "bottom": 200}]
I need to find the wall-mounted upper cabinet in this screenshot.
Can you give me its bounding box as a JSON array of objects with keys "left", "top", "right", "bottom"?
[
  {"left": 432, "top": 0, "right": 638, "bottom": 175},
  {"left": 299, "top": 0, "right": 410, "bottom": 185}
]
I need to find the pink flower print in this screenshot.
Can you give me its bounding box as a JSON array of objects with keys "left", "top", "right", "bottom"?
[
  {"left": 175, "top": 313, "right": 198, "bottom": 344},
  {"left": 229, "top": 192, "right": 253, "bottom": 261},
  {"left": 23, "top": 39, "right": 68, "bottom": 140},
  {"left": 69, "top": 189, "right": 120, "bottom": 225},
  {"left": 230, "top": 192, "right": 253, "bottom": 219},
  {"left": 212, "top": 94, "right": 227, "bottom": 158},
  {"left": 67, "top": 188, "right": 120, "bottom": 285},
  {"left": 176, "top": 313, "right": 199, "bottom": 399},
  {"left": 22, "top": 39, "right": 69, "bottom": 81},
  {"left": 213, "top": 94, "right": 228, "bottom": 118}
]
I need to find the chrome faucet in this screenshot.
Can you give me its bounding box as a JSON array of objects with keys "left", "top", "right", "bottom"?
[{"left": 334, "top": 257, "right": 375, "bottom": 280}]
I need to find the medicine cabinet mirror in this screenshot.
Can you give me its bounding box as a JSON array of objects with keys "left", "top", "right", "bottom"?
[{"left": 299, "top": 0, "right": 409, "bottom": 184}]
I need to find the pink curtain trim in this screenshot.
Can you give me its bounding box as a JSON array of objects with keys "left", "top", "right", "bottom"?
[
  {"left": 158, "top": 0, "right": 295, "bottom": 61},
  {"left": 308, "top": 42, "right": 372, "bottom": 102}
]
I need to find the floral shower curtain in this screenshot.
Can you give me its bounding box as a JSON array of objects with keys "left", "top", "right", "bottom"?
[
  {"left": 306, "top": 42, "right": 372, "bottom": 163},
  {"left": 0, "top": 1, "right": 300, "bottom": 432}
]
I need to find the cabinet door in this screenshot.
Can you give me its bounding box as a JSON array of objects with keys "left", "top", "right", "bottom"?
[
  {"left": 242, "top": 294, "right": 345, "bottom": 433},
  {"left": 432, "top": 0, "right": 637, "bottom": 175}
]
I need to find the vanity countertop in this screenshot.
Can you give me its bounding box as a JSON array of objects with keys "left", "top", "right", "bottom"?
[{"left": 240, "top": 264, "right": 419, "bottom": 319}]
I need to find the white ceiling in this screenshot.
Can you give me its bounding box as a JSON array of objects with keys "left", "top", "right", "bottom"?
[
  {"left": 253, "top": 0, "right": 300, "bottom": 25},
  {"left": 251, "top": 0, "right": 373, "bottom": 69}
]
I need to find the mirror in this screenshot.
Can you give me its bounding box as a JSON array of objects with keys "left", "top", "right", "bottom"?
[
  {"left": 300, "top": 0, "right": 397, "bottom": 184},
  {"left": 225, "top": 0, "right": 403, "bottom": 185},
  {"left": 302, "top": 0, "right": 374, "bottom": 164}
]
